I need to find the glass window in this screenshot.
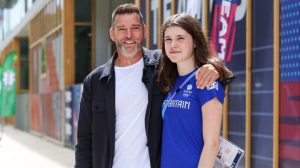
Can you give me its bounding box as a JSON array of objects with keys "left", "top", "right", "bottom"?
[
  {"left": 20, "top": 38, "right": 29, "bottom": 90},
  {"left": 75, "top": 26, "right": 91, "bottom": 83},
  {"left": 6, "top": 0, "right": 18, "bottom": 8},
  {"left": 251, "top": 0, "right": 274, "bottom": 167},
  {"left": 75, "top": 0, "right": 91, "bottom": 22}
]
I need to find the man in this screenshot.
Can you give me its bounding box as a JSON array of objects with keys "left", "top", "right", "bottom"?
[{"left": 75, "top": 3, "right": 228, "bottom": 168}]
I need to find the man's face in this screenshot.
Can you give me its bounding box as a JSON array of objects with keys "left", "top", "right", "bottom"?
[{"left": 110, "top": 13, "right": 145, "bottom": 58}]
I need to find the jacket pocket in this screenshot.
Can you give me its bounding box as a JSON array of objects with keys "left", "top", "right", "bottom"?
[{"left": 92, "top": 102, "right": 106, "bottom": 113}]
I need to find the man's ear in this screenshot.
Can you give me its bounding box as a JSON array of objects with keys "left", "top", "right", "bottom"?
[{"left": 109, "top": 27, "right": 115, "bottom": 41}]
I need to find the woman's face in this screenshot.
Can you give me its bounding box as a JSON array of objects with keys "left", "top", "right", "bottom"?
[{"left": 164, "top": 26, "right": 195, "bottom": 65}]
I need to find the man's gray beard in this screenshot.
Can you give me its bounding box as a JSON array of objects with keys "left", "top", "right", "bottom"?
[{"left": 116, "top": 44, "right": 141, "bottom": 58}]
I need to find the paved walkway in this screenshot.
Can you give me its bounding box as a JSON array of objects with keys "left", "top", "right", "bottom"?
[{"left": 0, "top": 126, "right": 74, "bottom": 168}]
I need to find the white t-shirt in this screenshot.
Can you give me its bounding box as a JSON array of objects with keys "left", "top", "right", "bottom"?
[{"left": 113, "top": 58, "right": 151, "bottom": 168}]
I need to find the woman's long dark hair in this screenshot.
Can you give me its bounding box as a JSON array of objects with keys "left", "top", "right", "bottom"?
[{"left": 157, "top": 13, "right": 232, "bottom": 93}]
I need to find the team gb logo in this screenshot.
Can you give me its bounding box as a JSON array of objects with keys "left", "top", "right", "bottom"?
[{"left": 187, "top": 84, "right": 192, "bottom": 90}]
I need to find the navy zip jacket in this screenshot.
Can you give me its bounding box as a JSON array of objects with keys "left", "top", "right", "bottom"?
[{"left": 75, "top": 48, "right": 165, "bottom": 168}]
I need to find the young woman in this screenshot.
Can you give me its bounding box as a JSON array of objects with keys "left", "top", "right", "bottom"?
[{"left": 157, "top": 13, "right": 233, "bottom": 168}]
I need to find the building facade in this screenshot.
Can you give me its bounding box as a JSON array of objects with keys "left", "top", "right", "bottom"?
[{"left": 0, "top": 0, "right": 299, "bottom": 168}]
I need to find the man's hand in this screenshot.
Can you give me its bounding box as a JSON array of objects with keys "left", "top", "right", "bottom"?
[{"left": 195, "top": 64, "right": 220, "bottom": 89}]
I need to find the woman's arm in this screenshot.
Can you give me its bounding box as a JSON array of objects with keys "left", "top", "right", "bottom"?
[{"left": 198, "top": 98, "right": 223, "bottom": 168}]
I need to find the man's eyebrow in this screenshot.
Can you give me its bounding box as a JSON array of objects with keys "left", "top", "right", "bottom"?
[
  {"left": 116, "top": 24, "right": 142, "bottom": 28},
  {"left": 116, "top": 25, "right": 125, "bottom": 29},
  {"left": 132, "top": 24, "right": 142, "bottom": 27}
]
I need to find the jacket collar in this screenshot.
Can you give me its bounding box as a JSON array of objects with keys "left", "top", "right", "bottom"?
[{"left": 99, "top": 47, "right": 159, "bottom": 80}]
